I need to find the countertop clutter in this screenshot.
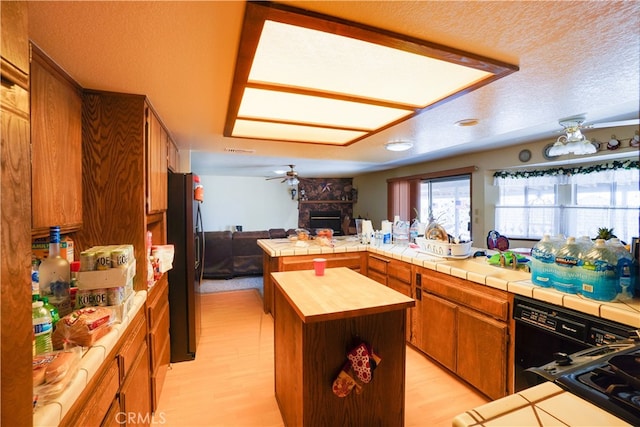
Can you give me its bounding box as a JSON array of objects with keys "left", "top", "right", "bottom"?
[
  {"left": 257, "top": 237, "right": 640, "bottom": 328},
  {"left": 258, "top": 237, "right": 640, "bottom": 426},
  {"left": 32, "top": 291, "right": 147, "bottom": 427}
]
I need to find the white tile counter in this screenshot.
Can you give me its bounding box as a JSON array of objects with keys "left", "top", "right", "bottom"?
[
  {"left": 33, "top": 290, "right": 147, "bottom": 427},
  {"left": 258, "top": 238, "right": 640, "bottom": 328},
  {"left": 452, "top": 381, "right": 633, "bottom": 427}
]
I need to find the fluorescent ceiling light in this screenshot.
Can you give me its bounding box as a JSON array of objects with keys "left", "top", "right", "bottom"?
[{"left": 225, "top": 2, "right": 518, "bottom": 147}]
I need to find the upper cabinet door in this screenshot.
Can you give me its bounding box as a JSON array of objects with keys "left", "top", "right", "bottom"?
[
  {"left": 0, "top": 0, "right": 29, "bottom": 88},
  {"left": 30, "top": 45, "right": 83, "bottom": 235},
  {"left": 146, "top": 105, "right": 168, "bottom": 214}
]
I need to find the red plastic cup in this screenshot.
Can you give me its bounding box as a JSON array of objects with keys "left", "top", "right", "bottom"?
[{"left": 313, "top": 258, "right": 326, "bottom": 276}]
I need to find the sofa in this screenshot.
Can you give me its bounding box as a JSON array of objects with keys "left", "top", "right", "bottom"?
[{"left": 202, "top": 228, "right": 294, "bottom": 279}]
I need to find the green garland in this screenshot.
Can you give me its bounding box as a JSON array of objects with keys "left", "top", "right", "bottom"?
[{"left": 493, "top": 159, "right": 639, "bottom": 180}]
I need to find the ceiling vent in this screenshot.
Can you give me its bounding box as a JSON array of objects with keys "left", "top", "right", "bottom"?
[{"left": 224, "top": 147, "right": 256, "bottom": 154}]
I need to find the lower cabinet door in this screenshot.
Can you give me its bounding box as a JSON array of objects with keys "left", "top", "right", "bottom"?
[
  {"left": 120, "top": 341, "right": 151, "bottom": 426},
  {"left": 421, "top": 292, "right": 457, "bottom": 372},
  {"left": 456, "top": 307, "right": 508, "bottom": 400}
]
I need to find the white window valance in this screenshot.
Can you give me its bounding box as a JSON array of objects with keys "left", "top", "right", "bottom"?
[{"left": 493, "top": 159, "right": 639, "bottom": 187}]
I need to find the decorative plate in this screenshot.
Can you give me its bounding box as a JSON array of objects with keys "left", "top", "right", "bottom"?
[{"left": 518, "top": 149, "right": 532, "bottom": 162}]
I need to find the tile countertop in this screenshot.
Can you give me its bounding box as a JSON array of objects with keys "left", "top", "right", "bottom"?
[
  {"left": 452, "top": 381, "right": 634, "bottom": 427},
  {"left": 33, "top": 290, "right": 147, "bottom": 427},
  {"left": 257, "top": 237, "right": 640, "bottom": 328}
]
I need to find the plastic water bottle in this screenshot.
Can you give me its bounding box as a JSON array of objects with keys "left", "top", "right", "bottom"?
[
  {"left": 553, "top": 237, "right": 583, "bottom": 294},
  {"left": 530, "top": 234, "right": 556, "bottom": 287},
  {"left": 576, "top": 235, "right": 594, "bottom": 254},
  {"left": 409, "top": 219, "right": 420, "bottom": 243},
  {"left": 33, "top": 300, "right": 53, "bottom": 355},
  {"left": 607, "top": 238, "right": 637, "bottom": 300},
  {"left": 579, "top": 239, "right": 618, "bottom": 301}
]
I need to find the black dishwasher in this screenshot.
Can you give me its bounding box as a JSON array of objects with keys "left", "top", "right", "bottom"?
[{"left": 513, "top": 295, "right": 637, "bottom": 391}]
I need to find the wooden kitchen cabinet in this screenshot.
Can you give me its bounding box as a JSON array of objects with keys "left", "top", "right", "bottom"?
[
  {"left": 414, "top": 266, "right": 513, "bottom": 400},
  {"left": 0, "top": 2, "right": 34, "bottom": 423},
  {"left": 30, "top": 44, "right": 83, "bottom": 235},
  {"left": 61, "top": 307, "right": 150, "bottom": 426},
  {"left": 146, "top": 107, "right": 168, "bottom": 213},
  {"left": 77, "top": 90, "right": 169, "bottom": 292},
  {"left": 420, "top": 291, "right": 457, "bottom": 372},
  {"left": 167, "top": 136, "right": 180, "bottom": 172},
  {"left": 457, "top": 306, "right": 508, "bottom": 400},
  {"left": 366, "top": 254, "right": 413, "bottom": 341},
  {"left": 147, "top": 274, "right": 171, "bottom": 413}
]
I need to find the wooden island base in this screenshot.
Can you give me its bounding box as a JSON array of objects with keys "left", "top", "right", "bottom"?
[{"left": 272, "top": 268, "right": 414, "bottom": 427}]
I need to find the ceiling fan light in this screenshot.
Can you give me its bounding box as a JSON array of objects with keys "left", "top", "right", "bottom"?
[
  {"left": 385, "top": 141, "right": 413, "bottom": 152},
  {"left": 548, "top": 139, "right": 569, "bottom": 157},
  {"left": 287, "top": 177, "right": 299, "bottom": 186}
]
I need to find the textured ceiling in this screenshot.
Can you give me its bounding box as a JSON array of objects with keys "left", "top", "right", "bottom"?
[{"left": 26, "top": 1, "right": 639, "bottom": 178}]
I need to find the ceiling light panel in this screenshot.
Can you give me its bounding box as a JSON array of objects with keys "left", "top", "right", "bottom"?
[
  {"left": 237, "top": 88, "right": 413, "bottom": 130},
  {"left": 232, "top": 119, "right": 367, "bottom": 145},
  {"left": 224, "top": 2, "right": 518, "bottom": 146},
  {"left": 250, "top": 21, "right": 493, "bottom": 108}
]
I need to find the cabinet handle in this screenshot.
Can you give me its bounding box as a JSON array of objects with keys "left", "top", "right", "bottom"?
[{"left": 369, "top": 255, "right": 390, "bottom": 263}]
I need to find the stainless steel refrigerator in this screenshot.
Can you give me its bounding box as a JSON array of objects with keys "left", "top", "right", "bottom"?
[{"left": 167, "top": 171, "right": 204, "bottom": 362}]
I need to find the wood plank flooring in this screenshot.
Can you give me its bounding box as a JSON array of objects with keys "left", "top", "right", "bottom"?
[{"left": 156, "top": 290, "right": 488, "bottom": 426}]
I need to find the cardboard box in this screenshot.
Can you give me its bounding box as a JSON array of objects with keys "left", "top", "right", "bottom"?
[
  {"left": 32, "top": 235, "right": 75, "bottom": 264},
  {"left": 76, "top": 259, "right": 136, "bottom": 290},
  {"left": 106, "top": 290, "right": 135, "bottom": 323}
]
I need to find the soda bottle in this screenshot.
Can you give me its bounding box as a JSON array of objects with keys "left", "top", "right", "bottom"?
[{"left": 32, "top": 301, "right": 53, "bottom": 355}]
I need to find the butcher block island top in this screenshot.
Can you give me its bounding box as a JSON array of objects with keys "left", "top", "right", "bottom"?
[
  {"left": 271, "top": 267, "right": 415, "bottom": 426},
  {"left": 271, "top": 267, "right": 415, "bottom": 323}
]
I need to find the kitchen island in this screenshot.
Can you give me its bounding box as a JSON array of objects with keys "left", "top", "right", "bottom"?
[{"left": 272, "top": 267, "right": 415, "bottom": 427}]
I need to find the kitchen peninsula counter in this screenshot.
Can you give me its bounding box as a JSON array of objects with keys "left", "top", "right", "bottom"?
[
  {"left": 258, "top": 237, "right": 640, "bottom": 328},
  {"left": 271, "top": 267, "right": 414, "bottom": 426}
]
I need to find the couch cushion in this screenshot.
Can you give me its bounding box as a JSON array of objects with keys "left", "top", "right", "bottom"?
[
  {"left": 202, "top": 231, "right": 233, "bottom": 279},
  {"left": 268, "top": 228, "right": 287, "bottom": 239}
]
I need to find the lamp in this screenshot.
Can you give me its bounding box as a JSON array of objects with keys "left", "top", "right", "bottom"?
[
  {"left": 547, "top": 117, "right": 597, "bottom": 157},
  {"left": 286, "top": 177, "right": 299, "bottom": 186},
  {"left": 385, "top": 140, "right": 413, "bottom": 152}
]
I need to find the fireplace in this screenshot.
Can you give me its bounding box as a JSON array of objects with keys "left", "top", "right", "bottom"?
[{"left": 309, "top": 210, "right": 342, "bottom": 235}]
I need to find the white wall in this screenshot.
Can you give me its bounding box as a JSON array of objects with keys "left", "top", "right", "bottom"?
[{"left": 197, "top": 175, "right": 299, "bottom": 232}]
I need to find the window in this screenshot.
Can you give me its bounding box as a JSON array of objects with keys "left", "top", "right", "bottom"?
[
  {"left": 494, "top": 160, "right": 640, "bottom": 243},
  {"left": 420, "top": 175, "right": 471, "bottom": 241}
]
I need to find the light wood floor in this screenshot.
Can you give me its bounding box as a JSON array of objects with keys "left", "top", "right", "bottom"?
[{"left": 156, "top": 290, "right": 488, "bottom": 426}]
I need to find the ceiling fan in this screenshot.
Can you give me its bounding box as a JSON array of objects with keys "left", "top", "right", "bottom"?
[
  {"left": 546, "top": 115, "right": 640, "bottom": 157},
  {"left": 266, "top": 165, "right": 300, "bottom": 185}
]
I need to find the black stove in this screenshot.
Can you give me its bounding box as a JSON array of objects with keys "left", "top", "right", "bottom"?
[{"left": 556, "top": 344, "right": 640, "bottom": 426}]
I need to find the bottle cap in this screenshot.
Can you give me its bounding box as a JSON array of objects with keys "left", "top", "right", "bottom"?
[{"left": 70, "top": 261, "right": 81, "bottom": 272}]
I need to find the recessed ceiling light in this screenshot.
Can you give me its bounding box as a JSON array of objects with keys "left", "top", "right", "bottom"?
[
  {"left": 385, "top": 141, "right": 413, "bottom": 152},
  {"left": 454, "top": 119, "right": 480, "bottom": 127},
  {"left": 225, "top": 2, "right": 517, "bottom": 146}
]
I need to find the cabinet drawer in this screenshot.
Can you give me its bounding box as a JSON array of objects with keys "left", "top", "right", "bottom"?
[
  {"left": 388, "top": 260, "right": 411, "bottom": 284},
  {"left": 368, "top": 269, "right": 387, "bottom": 286},
  {"left": 367, "top": 254, "right": 389, "bottom": 274},
  {"left": 280, "top": 253, "right": 363, "bottom": 271},
  {"left": 422, "top": 269, "right": 509, "bottom": 321},
  {"left": 100, "top": 398, "right": 121, "bottom": 427},
  {"left": 118, "top": 308, "right": 146, "bottom": 381}
]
